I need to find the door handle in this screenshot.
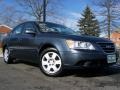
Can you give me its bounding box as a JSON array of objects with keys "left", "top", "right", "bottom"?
[{"left": 20, "top": 38, "right": 29, "bottom": 41}]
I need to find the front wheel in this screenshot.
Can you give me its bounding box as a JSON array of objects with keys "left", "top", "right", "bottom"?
[
  {"left": 3, "top": 48, "right": 13, "bottom": 64},
  {"left": 40, "top": 48, "right": 63, "bottom": 77}
]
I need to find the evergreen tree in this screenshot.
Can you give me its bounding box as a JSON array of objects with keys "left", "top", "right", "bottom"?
[{"left": 78, "top": 6, "right": 100, "bottom": 37}]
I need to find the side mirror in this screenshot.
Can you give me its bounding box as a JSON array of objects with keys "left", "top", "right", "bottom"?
[{"left": 25, "top": 28, "right": 36, "bottom": 35}]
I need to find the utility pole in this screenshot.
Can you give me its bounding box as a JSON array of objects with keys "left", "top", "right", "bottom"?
[
  {"left": 43, "top": 0, "right": 46, "bottom": 23},
  {"left": 107, "top": 1, "right": 111, "bottom": 40}
]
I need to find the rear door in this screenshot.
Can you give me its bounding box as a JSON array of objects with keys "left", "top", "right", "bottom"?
[{"left": 9, "top": 24, "right": 24, "bottom": 58}]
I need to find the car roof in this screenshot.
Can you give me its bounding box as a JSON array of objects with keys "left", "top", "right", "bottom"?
[{"left": 22, "top": 21, "right": 63, "bottom": 26}]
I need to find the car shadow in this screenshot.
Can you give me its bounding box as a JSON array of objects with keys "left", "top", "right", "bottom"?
[
  {"left": 14, "top": 59, "right": 39, "bottom": 67},
  {"left": 13, "top": 59, "right": 120, "bottom": 78},
  {"left": 63, "top": 64, "right": 120, "bottom": 77}
]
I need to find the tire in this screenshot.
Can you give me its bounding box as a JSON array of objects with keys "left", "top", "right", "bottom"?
[
  {"left": 3, "top": 47, "right": 13, "bottom": 64},
  {"left": 40, "top": 48, "right": 63, "bottom": 77}
]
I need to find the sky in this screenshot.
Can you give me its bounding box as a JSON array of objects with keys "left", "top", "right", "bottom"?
[
  {"left": 1, "top": 0, "right": 97, "bottom": 30},
  {"left": 57, "top": 0, "right": 95, "bottom": 30},
  {"left": 62, "top": 0, "right": 92, "bottom": 12}
]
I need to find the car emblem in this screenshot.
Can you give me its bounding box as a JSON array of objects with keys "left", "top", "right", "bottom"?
[{"left": 106, "top": 45, "right": 112, "bottom": 48}]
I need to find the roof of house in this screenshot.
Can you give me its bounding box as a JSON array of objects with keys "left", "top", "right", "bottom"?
[{"left": 0, "top": 24, "right": 12, "bottom": 33}]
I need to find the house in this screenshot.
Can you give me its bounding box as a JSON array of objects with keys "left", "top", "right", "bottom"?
[
  {"left": 0, "top": 25, "right": 11, "bottom": 47},
  {"left": 110, "top": 31, "right": 120, "bottom": 48}
]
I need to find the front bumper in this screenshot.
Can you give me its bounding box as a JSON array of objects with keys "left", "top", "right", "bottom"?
[{"left": 60, "top": 49, "right": 118, "bottom": 68}]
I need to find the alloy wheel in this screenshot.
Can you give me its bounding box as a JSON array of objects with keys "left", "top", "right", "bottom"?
[{"left": 41, "top": 52, "right": 62, "bottom": 75}]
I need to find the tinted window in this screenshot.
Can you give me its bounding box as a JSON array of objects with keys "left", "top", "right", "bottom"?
[
  {"left": 38, "top": 23, "right": 78, "bottom": 35},
  {"left": 12, "top": 24, "right": 23, "bottom": 35},
  {"left": 24, "top": 22, "right": 37, "bottom": 33}
]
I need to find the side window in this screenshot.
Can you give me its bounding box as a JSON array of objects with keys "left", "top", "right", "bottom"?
[
  {"left": 24, "top": 23, "right": 37, "bottom": 33},
  {"left": 12, "top": 24, "right": 23, "bottom": 35},
  {"left": 38, "top": 23, "right": 46, "bottom": 32}
]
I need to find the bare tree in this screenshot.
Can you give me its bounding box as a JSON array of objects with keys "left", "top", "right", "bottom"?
[
  {"left": 0, "top": 1, "right": 28, "bottom": 27},
  {"left": 0, "top": 0, "right": 63, "bottom": 27},
  {"left": 0, "top": 6, "right": 27, "bottom": 27},
  {"left": 93, "top": 0, "right": 120, "bottom": 39},
  {"left": 16, "top": 0, "right": 62, "bottom": 22}
]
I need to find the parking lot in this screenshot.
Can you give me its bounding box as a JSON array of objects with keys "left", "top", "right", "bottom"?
[{"left": 1, "top": 58, "right": 120, "bottom": 90}]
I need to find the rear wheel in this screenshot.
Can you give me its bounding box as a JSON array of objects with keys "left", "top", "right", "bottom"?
[
  {"left": 40, "top": 48, "right": 63, "bottom": 77},
  {"left": 3, "top": 47, "right": 13, "bottom": 64}
]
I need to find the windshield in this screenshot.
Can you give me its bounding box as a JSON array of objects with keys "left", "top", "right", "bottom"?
[{"left": 39, "top": 23, "right": 78, "bottom": 35}]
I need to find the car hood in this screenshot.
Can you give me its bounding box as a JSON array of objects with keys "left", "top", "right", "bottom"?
[
  {"left": 64, "top": 34, "right": 111, "bottom": 43},
  {"left": 40, "top": 33, "right": 112, "bottom": 43}
]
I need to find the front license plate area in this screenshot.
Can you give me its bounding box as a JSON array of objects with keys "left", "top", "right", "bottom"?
[{"left": 107, "top": 54, "right": 116, "bottom": 63}]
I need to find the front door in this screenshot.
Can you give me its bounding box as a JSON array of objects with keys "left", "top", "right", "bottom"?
[{"left": 19, "top": 22, "right": 39, "bottom": 62}]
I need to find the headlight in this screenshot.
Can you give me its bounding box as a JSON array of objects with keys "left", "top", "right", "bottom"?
[{"left": 66, "top": 40, "right": 95, "bottom": 50}]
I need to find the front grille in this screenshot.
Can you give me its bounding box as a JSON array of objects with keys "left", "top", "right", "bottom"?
[{"left": 97, "top": 42, "right": 115, "bottom": 53}]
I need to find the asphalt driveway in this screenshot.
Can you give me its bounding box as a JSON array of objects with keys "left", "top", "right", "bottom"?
[{"left": 0, "top": 58, "right": 120, "bottom": 90}]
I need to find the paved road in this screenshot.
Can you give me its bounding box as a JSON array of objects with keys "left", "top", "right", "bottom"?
[{"left": 1, "top": 58, "right": 120, "bottom": 90}]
